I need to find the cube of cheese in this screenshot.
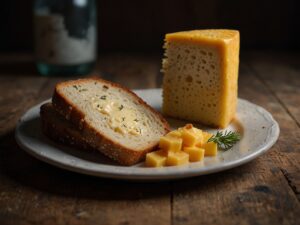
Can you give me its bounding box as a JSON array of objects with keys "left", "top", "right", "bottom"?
[
  {"left": 166, "top": 152, "right": 189, "bottom": 166},
  {"left": 181, "top": 127, "right": 203, "bottom": 147},
  {"left": 192, "top": 127, "right": 203, "bottom": 137},
  {"left": 203, "top": 142, "right": 218, "bottom": 156},
  {"left": 145, "top": 150, "right": 167, "bottom": 167},
  {"left": 181, "top": 128, "right": 199, "bottom": 147},
  {"left": 159, "top": 136, "right": 182, "bottom": 152},
  {"left": 162, "top": 29, "right": 240, "bottom": 128},
  {"left": 202, "top": 131, "right": 213, "bottom": 143},
  {"left": 196, "top": 131, "right": 214, "bottom": 147},
  {"left": 166, "top": 130, "right": 182, "bottom": 138},
  {"left": 183, "top": 147, "right": 205, "bottom": 162}
]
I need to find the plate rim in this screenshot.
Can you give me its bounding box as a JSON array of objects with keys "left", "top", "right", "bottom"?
[{"left": 15, "top": 88, "right": 280, "bottom": 180}]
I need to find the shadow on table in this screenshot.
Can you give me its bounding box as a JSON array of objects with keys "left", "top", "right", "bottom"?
[{"left": 0, "top": 130, "right": 252, "bottom": 201}]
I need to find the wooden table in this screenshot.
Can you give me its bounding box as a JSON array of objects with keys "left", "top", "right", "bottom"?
[{"left": 0, "top": 51, "right": 299, "bottom": 225}]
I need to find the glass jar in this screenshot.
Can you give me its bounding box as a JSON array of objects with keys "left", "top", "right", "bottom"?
[{"left": 34, "top": 0, "right": 97, "bottom": 76}]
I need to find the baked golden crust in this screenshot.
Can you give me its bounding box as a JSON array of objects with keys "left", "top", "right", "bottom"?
[{"left": 40, "top": 103, "right": 92, "bottom": 151}]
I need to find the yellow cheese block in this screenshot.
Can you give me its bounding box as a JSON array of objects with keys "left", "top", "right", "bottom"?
[
  {"left": 166, "top": 152, "right": 189, "bottom": 166},
  {"left": 183, "top": 147, "right": 205, "bottom": 162},
  {"left": 145, "top": 150, "right": 167, "bottom": 167},
  {"left": 159, "top": 136, "right": 182, "bottom": 152},
  {"left": 162, "top": 29, "right": 240, "bottom": 128},
  {"left": 203, "top": 142, "right": 218, "bottom": 156}
]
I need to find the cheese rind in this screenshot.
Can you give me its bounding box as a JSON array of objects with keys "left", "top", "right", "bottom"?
[{"left": 162, "top": 29, "right": 240, "bottom": 128}]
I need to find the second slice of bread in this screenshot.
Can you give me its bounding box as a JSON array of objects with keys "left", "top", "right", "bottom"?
[
  {"left": 41, "top": 102, "right": 93, "bottom": 151},
  {"left": 51, "top": 78, "right": 170, "bottom": 165}
]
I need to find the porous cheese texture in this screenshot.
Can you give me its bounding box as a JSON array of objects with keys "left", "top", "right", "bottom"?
[{"left": 162, "top": 29, "right": 240, "bottom": 128}]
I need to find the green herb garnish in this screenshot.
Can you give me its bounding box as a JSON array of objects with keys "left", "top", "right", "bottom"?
[
  {"left": 79, "top": 88, "right": 88, "bottom": 92},
  {"left": 100, "top": 95, "right": 107, "bottom": 100},
  {"left": 119, "top": 105, "right": 124, "bottom": 110},
  {"left": 208, "top": 131, "right": 241, "bottom": 150}
]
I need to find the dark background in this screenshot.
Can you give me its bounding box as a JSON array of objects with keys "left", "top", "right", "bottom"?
[{"left": 1, "top": 0, "right": 299, "bottom": 53}]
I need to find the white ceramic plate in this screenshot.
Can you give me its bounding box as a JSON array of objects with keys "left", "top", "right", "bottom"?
[{"left": 15, "top": 89, "right": 279, "bottom": 181}]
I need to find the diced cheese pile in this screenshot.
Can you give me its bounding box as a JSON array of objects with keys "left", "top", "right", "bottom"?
[{"left": 145, "top": 124, "right": 218, "bottom": 167}]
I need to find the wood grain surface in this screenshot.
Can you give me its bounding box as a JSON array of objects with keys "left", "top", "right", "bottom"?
[{"left": 0, "top": 52, "right": 299, "bottom": 225}]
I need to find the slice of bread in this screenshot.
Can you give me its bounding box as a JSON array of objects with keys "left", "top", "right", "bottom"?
[
  {"left": 51, "top": 78, "right": 170, "bottom": 165},
  {"left": 41, "top": 102, "right": 93, "bottom": 151},
  {"left": 162, "top": 29, "right": 239, "bottom": 128}
]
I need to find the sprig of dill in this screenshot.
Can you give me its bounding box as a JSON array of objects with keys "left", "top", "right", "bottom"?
[{"left": 208, "top": 131, "right": 241, "bottom": 150}]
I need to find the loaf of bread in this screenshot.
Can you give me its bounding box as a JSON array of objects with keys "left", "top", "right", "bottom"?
[
  {"left": 43, "top": 78, "right": 170, "bottom": 165},
  {"left": 162, "top": 29, "right": 240, "bottom": 128}
]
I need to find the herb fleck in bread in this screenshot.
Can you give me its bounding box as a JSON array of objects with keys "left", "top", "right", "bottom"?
[{"left": 50, "top": 78, "right": 170, "bottom": 165}]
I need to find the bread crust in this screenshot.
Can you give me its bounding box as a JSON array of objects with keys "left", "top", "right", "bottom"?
[
  {"left": 40, "top": 103, "right": 93, "bottom": 151},
  {"left": 51, "top": 78, "right": 170, "bottom": 166}
]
